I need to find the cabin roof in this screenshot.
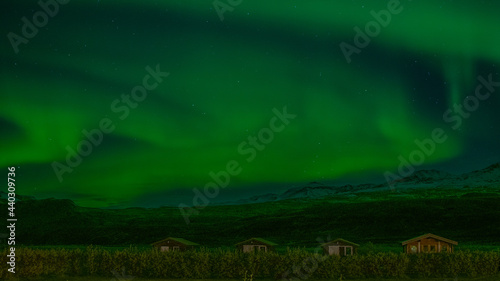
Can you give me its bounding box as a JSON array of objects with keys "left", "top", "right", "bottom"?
[
  {"left": 401, "top": 233, "right": 458, "bottom": 245},
  {"left": 235, "top": 238, "right": 278, "bottom": 246},
  {"left": 151, "top": 237, "right": 199, "bottom": 246},
  {"left": 322, "top": 238, "right": 359, "bottom": 247}
]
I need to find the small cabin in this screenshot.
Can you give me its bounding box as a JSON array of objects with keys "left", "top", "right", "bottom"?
[
  {"left": 402, "top": 233, "right": 457, "bottom": 254},
  {"left": 236, "top": 238, "right": 277, "bottom": 253},
  {"left": 322, "top": 238, "right": 359, "bottom": 256},
  {"left": 151, "top": 237, "right": 199, "bottom": 252}
]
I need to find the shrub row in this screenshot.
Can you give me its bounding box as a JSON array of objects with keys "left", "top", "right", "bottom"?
[{"left": 1, "top": 246, "right": 499, "bottom": 279}]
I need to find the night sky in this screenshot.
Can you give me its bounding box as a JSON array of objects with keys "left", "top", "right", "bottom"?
[{"left": 1, "top": 1, "right": 499, "bottom": 208}]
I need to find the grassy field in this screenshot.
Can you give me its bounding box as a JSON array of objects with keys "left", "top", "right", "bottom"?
[
  {"left": 19, "top": 243, "right": 500, "bottom": 254},
  {"left": 5, "top": 276, "right": 500, "bottom": 281},
  {"left": 1, "top": 189, "right": 499, "bottom": 280},
  {"left": 2, "top": 247, "right": 499, "bottom": 280},
  {"left": 4, "top": 187, "right": 500, "bottom": 248}
]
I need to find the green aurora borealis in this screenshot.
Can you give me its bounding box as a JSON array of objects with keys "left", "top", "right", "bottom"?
[{"left": 1, "top": 0, "right": 500, "bottom": 207}]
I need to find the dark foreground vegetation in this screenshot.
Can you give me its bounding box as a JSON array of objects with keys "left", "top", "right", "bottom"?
[
  {"left": 1, "top": 246, "right": 499, "bottom": 279},
  {"left": 4, "top": 188, "right": 500, "bottom": 247},
  {"left": 2, "top": 186, "right": 499, "bottom": 279}
]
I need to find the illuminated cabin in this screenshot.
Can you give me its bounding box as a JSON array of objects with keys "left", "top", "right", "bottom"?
[
  {"left": 402, "top": 233, "right": 457, "bottom": 254},
  {"left": 151, "top": 237, "right": 199, "bottom": 252},
  {"left": 322, "top": 238, "right": 359, "bottom": 256},
  {"left": 236, "top": 238, "right": 277, "bottom": 253}
]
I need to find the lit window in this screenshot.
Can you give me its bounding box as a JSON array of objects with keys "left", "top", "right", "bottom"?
[{"left": 411, "top": 246, "right": 417, "bottom": 253}]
